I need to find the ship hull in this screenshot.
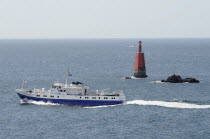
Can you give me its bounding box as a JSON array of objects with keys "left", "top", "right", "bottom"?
[{"left": 17, "top": 93, "right": 124, "bottom": 106}]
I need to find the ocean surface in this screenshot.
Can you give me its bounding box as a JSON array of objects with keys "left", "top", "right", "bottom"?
[{"left": 0, "top": 38, "right": 210, "bottom": 139}]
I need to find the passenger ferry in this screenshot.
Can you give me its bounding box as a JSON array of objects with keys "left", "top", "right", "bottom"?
[{"left": 16, "top": 73, "right": 125, "bottom": 106}]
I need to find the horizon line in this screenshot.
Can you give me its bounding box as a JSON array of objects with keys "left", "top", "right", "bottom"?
[{"left": 0, "top": 37, "right": 209, "bottom": 40}]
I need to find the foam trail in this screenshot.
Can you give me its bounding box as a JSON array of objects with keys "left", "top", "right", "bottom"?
[
  {"left": 148, "top": 81, "right": 204, "bottom": 84},
  {"left": 121, "top": 76, "right": 144, "bottom": 80},
  {"left": 20, "top": 99, "right": 60, "bottom": 106},
  {"left": 148, "top": 81, "right": 163, "bottom": 83},
  {"left": 126, "top": 100, "right": 210, "bottom": 109},
  {"left": 85, "top": 104, "right": 119, "bottom": 109}
]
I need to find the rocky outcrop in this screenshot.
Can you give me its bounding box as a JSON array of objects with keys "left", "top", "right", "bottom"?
[
  {"left": 182, "top": 78, "right": 200, "bottom": 83},
  {"left": 125, "top": 77, "right": 132, "bottom": 79},
  {"left": 161, "top": 74, "right": 199, "bottom": 83}
]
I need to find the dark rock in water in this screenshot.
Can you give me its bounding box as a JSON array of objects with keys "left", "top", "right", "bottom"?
[
  {"left": 161, "top": 74, "right": 199, "bottom": 83},
  {"left": 166, "top": 74, "right": 183, "bottom": 83},
  {"left": 183, "top": 78, "right": 200, "bottom": 83},
  {"left": 125, "top": 77, "right": 132, "bottom": 79}
]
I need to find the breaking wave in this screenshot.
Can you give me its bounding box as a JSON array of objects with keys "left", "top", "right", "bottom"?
[
  {"left": 125, "top": 100, "right": 210, "bottom": 109},
  {"left": 148, "top": 81, "right": 164, "bottom": 83},
  {"left": 121, "top": 76, "right": 145, "bottom": 80},
  {"left": 148, "top": 81, "right": 203, "bottom": 84}
]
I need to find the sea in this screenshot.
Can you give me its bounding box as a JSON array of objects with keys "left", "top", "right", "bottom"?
[{"left": 0, "top": 38, "right": 210, "bottom": 139}]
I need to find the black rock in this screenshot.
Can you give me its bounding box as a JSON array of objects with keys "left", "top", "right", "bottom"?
[
  {"left": 183, "top": 78, "right": 200, "bottom": 83},
  {"left": 125, "top": 77, "right": 132, "bottom": 79},
  {"left": 161, "top": 74, "right": 199, "bottom": 83},
  {"left": 165, "top": 74, "right": 183, "bottom": 83}
]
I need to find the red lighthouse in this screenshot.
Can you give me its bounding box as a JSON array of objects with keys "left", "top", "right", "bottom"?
[{"left": 134, "top": 41, "right": 148, "bottom": 78}]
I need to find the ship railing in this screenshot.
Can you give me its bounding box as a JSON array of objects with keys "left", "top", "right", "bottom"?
[{"left": 16, "top": 89, "right": 26, "bottom": 93}]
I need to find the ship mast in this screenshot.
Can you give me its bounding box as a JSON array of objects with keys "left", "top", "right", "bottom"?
[
  {"left": 21, "top": 80, "right": 27, "bottom": 90},
  {"left": 65, "top": 69, "right": 72, "bottom": 87}
]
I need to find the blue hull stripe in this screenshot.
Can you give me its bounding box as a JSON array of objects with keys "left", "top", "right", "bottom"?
[{"left": 17, "top": 93, "right": 124, "bottom": 106}]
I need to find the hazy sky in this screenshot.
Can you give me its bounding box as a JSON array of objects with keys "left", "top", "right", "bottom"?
[{"left": 0, "top": 0, "right": 209, "bottom": 38}]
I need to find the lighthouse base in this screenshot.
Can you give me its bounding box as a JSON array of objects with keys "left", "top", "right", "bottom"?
[{"left": 134, "top": 71, "right": 148, "bottom": 78}]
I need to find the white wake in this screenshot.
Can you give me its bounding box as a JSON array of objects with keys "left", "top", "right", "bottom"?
[
  {"left": 20, "top": 99, "right": 210, "bottom": 109},
  {"left": 20, "top": 99, "right": 60, "bottom": 106},
  {"left": 85, "top": 104, "right": 119, "bottom": 109},
  {"left": 148, "top": 80, "right": 164, "bottom": 83},
  {"left": 126, "top": 100, "right": 210, "bottom": 109}
]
